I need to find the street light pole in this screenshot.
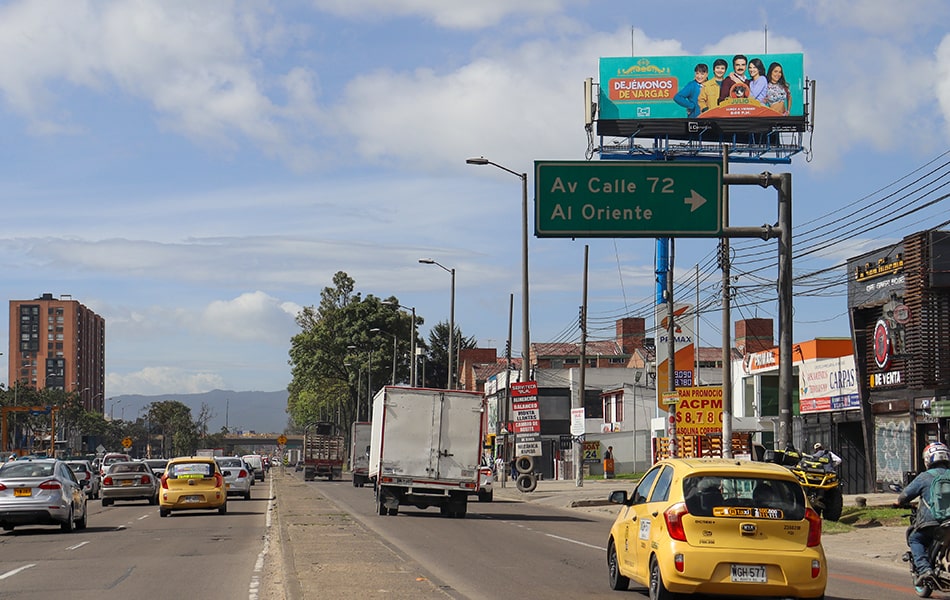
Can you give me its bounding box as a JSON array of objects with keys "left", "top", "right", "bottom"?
[
  {"left": 466, "top": 157, "right": 530, "bottom": 381},
  {"left": 379, "top": 301, "right": 417, "bottom": 387},
  {"left": 419, "top": 259, "right": 456, "bottom": 389}
]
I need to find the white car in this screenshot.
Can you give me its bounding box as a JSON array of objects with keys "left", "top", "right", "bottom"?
[
  {"left": 65, "top": 460, "right": 100, "bottom": 500},
  {"left": 242, "top": 454, "right": 265, "bottom": 482},
  {"left": 216, "top": 457, "right": 252, "bottom": 500}
]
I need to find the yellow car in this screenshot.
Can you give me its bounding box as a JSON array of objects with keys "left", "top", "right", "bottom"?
[
  {"left": 158, "top": 457, "right": 227, "bottom": 517},
  {"left": 606, "top": 458, "right": 826, "bottom": 600}
]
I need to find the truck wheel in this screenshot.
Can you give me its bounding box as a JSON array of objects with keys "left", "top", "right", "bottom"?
[
  {"left": 388, "top": 507, "right": 398, "bottom": 516},
  {"left": 377, "top": 491, "right": 388, "bottom": 516}
]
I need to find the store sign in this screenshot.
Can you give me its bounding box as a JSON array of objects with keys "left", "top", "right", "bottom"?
[
  {"left": 869, "top": 370, "right": 903, "bottom": 388},
  {"left": 873, "top": 319, "right": 892, "bottom": 369}
]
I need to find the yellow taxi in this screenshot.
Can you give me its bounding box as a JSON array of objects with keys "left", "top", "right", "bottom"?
[
  {"left": 606, "top": 458, "right": 826, "bottom": 599},
  {"left": 158, "top": 456, "right": 227, "bottom": 517}
]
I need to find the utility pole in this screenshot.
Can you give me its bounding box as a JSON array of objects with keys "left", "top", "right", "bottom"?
[
  {"left": 667, "top": 240, "right": 677, "bottom": 457},
  {"left": 575, "top": 245, "right": 589, "bottom": 487},
  {"left": 721, "top": 146, "right": 733, "bottom": 458}
]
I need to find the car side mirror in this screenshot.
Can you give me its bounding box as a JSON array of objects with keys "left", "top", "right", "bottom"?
[{"left": 609, "top": 490, "right": 629, "bottom": 505}]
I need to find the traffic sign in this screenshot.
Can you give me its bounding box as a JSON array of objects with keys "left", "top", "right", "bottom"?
[
  {"left": 535, "top": 161, "right": 722, "bottom": 237},
  {"left": 277, "top": 434, "right": 287, "bottom": 446},
  {"left": 122, "top": 437, "right": 133, "bottom": 449}
]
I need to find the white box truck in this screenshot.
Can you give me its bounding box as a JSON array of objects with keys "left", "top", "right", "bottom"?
[
  {"left": 350, "top": 421, "right": 372, "bottom": 488},
  {"left": 370, "top": 386, "right": 484, "bottom": 518}
]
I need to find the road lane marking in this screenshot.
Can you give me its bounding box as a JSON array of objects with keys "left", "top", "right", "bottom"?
[
  {"left": 66, "top": 541, "right": 90, "bottom": 551},
  {"left": 249, "top": 476, "right": 275, "bottom": 600},
  {"left": 0, "top": 564, "right": 35, "bottom": 580},
  {"left": 137, "top": 514, "right": 149, "bottom": 520},
  {"left": 545, "top": 533, "right": 604, "bottom": 551}
]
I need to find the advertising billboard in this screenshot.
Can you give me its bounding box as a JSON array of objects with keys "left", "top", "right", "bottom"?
[{"left": 598, "top": 53, "right": 805, "bottom": 139}]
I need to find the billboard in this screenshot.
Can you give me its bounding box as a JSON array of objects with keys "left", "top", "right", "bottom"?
[
  {"left": 798, "top": 356, "right": 860, "bottom": 414},
  {"left": 598, "top": 53, "right": 806, "bottom": 138}
]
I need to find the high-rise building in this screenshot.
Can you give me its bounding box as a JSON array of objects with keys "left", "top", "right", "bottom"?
[{"left": 8, "top": 293, "right": 105, "bottom": 414}]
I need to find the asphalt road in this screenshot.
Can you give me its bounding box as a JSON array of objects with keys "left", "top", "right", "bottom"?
[{"left": 0, "top": 482, "right": 270, "bottom": 599}]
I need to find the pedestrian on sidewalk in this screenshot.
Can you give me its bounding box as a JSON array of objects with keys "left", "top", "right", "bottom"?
[{"left": 604, "top": 446, "right": 615, "bottom": 479}]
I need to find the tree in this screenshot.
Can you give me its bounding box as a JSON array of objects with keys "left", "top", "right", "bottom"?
[
  {"left": 423, "top": 321, "right": 477, "bottom": 389},
  {"left": 287, "top": 271, "right": 423, "bottom": 429},
  {"left": 146, "top": 401, "right": 196, "bottom": 458}
]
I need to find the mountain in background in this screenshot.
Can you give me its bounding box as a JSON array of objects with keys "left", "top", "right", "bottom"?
[{"left": 108, "top": 389, "right": 290, "bottom": 434}]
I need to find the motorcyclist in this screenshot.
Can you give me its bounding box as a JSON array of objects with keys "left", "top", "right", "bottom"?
[
  {"left": 812, "top": 442, "right": 842, "bottom": 471},
  {"left": 898, "top": 441, "right": 950, "bottom": 585}
]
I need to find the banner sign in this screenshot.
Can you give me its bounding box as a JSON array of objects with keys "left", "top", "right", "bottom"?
[
  {"left": 511, "top": 381, "right": 538, "bottom": 397},
  {"left": 674, "top": 386, "right": 723, "bottom": 436}
]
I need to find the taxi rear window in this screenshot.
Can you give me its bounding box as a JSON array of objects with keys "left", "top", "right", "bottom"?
[
  {"left": 683, "top": 475, "right": 805, "bottom": 520},
  {"left": 168, "top": 462, "right": 214, "bottom": 478}
]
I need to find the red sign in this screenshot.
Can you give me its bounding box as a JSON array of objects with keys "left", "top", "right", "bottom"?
[
  {"left": 511, "top": 381, "right": 538, "bottom": 397},
  {"left": 512, "top": 420, "right": 541, "bottom": 434}
]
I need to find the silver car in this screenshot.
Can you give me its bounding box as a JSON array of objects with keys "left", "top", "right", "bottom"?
[
  {"left": 215, "top": 457, "right": 253, "bottom": 500},
  {"left": 0, "top": 458, "right": 88, "bottom": 532},
  {"left": 101, "top": 461, "right": 159, "bottom": 506},
  {"left": 143, "top": 459, "right": 168, "bottom": 477},
  {"left": 65, "top": 460, "right": 101, "bottom": 500}
]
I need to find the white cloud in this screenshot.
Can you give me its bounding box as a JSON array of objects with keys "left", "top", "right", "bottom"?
[
  {"left": 200, "top": 291, "right": 301, "bottom": 343},
  {"left": 308, "top": 0, "right": 569, "bottom": 29},
  {"left": 107, "top": 366, "right": 226, "bottom": 396}
]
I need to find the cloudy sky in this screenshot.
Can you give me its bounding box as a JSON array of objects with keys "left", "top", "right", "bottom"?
[{"left": 0, "top": 0, "right": 947, "bottom": 405}]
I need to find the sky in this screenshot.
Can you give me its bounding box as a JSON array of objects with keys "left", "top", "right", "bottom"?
[{"left": 0, "top": 0, "right": 947, "bottom": 404}]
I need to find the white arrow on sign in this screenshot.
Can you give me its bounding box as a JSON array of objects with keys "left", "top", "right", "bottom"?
[{"left": 683, "top": 189, "right": 707, "bottom": 212}]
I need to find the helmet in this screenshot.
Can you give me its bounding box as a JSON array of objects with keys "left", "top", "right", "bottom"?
[
  {"left": 923, "top": 442, "right": 950, "bottom": 469},
  {"left": 813, "top": 443, "right": 823, "bottom": 451}
]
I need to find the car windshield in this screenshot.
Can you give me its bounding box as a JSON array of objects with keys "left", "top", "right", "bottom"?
[
  {"left": 67, "top": 463, "right": 88, "bottom": 472},
  {"left": 0, "top": 462, "right": 55, "bottom": 478},
  {"left": 110, "top": 463, "right": 147, "bottom": 474},
  {"left": 218, "top": 459, "right": 243, "bottom": 468},
  {"left": 168, "top": 462, "right": 214, "bottom": 478},
  {"left": 683, "top": 475, "right": 805, "bottom": 520},
  {"left": 104, "top": 455, "right": 129, "bottom": 465}
]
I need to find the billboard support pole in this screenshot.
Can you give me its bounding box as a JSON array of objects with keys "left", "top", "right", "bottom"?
[{"left": 721, "top": 146, "right": 733, "bottom": 458}]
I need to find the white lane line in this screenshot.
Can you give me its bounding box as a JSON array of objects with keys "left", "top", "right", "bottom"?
[
  {"left": 66, "top": 541, "right": 90, "bottom": 551},
  {"left": 545, "top": 533, "right": 605, "bottom": 551},
  {"left": 248, "top": 477, "right": 275, "bottom": 600},
  {"left": 137, "top": 514, "right": 149, "bottom": 520},
  {"left": 0, "top": 564, "right": 36, "bottom": 580}
]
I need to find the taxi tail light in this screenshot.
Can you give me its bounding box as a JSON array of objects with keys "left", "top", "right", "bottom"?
[
  {"left": 160, "top": 474, "right": 169, "bottom": 489},
  {"left": 214, "top": 473, "right": 224, "bottom": 488},
  {"left": 811, "top": 559, "right": 822, "bottom": 578},
  {"left": 102, "top": 476, "right": 113, "bottom": 486},
  {"left": 805, "top": 507, "right": 822, "bottom": 547},
  {"left": 664, "top": 502, "right": 689, "bottom": 542},
  {"left": 674, "top": 553, "right": 685, "bottom": 572},
  {"left": 38, "top": 479, "right": 62, "bottom": 490}
]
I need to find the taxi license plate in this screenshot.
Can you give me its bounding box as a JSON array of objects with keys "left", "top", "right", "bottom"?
[
  {"left": 14, "top": 487, "right": 31, "bottom": 497},
  {"left": 731, "top": 564, "right": 767, "bottom": 583},
  {"left": 183, "top": 495, "right": 202, "bottom": 503}
]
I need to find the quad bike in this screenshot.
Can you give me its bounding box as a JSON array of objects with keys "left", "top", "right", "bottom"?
[{"left": 772, "top": 448, "right": 844, "bottom": 521}]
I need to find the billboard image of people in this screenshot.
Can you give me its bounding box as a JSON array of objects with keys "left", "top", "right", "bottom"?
[{"left": 597, "top": 53, "right": 805, "bottom": 138}]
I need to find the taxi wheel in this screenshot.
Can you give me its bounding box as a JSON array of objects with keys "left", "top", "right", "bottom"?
[
  {"left": 218, "top": 502, "right": 228, "bottom": 514},
  {"left": 649, "top": 557, "right": 680, "bottom": 600},
  {"left": 607, "top": 539, "right": 629, "bottom": 591},
  {"left": 159, "top": 508, "right": 170, "bottom": 518}
]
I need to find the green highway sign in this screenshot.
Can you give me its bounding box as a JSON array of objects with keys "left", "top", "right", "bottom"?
[{"left": 534, "top": 161, "right": 722, "bottom": 237}]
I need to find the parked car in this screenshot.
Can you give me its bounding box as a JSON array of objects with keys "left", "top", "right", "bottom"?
[
  {"left": 99, "top": 452, "right": 132, "bottom": 477},
  {"left": 606, "top": 457, "right": 827, "bottom": 599},
  {"left": 65, "top": 460, "right": 100, "bottom": 500},
  {"left": 159, "top": 456, "right": 227, "bottom": 517},
  {"left": 143, "top": 459, "right": 168, "bottom": 477},
  {"left": 215, "top": 457, "right": 252, "bottom": 500},
  {"left": 101, "top": 461, "right": 159, "bottom": 506},
  {"left": 0, "top": 457, "right": 88, "bottom": 532},
  {"left": 477, "top": 459, "right": 493, "bottom": 502},
  {"left": 242, "top": 454, "right": 265, "bottom": 482}
]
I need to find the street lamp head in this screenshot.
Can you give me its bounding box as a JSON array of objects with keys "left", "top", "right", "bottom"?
[
  {"left": 466, "top": 157, "right": 489, "bottom": 165},
  {"left": 418, "top": 258, "right": 435, "bottom": 265},
  {"left": 369, "top": 328, "right": 381, "bottom": 333}
]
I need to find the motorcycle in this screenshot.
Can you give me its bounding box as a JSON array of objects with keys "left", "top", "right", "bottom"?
[
  {"left": 772, "top": 447, "right": 844, "bottom": 521},
  {"left": 897, "top": 499, "right": 950, "bottom": 598}
]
